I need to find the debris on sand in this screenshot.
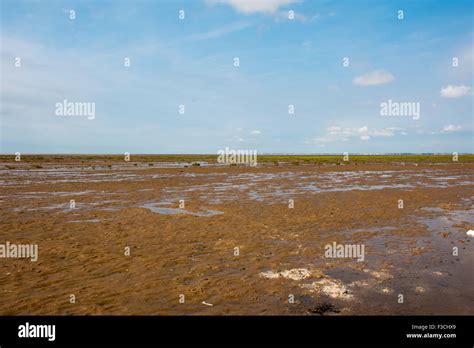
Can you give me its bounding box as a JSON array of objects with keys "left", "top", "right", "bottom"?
[
  {"left": 259, "top": 268, "right": 311, "bottom": 280},
  {"left": 467, "top": 230, "right": 474, "bottom": 237},
  {"left": 202, "top": 301, "right": 213, "bottom": 306},
  {"left": 308, "top": 302, "right": 340, "bottom": 315}
]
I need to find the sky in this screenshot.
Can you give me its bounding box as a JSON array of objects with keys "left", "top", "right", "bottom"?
[{"left": 0, "top": 0, "right": 473, "bottom": 154}]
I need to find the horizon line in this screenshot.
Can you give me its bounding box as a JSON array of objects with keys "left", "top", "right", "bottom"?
[{"left": 1, "top": 152, "right": 472, "bottom": 156}]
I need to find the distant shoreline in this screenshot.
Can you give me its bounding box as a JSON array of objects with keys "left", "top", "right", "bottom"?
[{"left": 1, "top": 154, "right": 473, "bottom": 163}]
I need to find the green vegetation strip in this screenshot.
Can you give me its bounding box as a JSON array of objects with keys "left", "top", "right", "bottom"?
[{"left": 1, "top": 154, "right": 473, "bottom": 163}]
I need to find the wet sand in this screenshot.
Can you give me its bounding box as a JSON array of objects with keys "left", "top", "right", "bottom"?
[{"left": 0, "top": 160, "right": 473, "bottom": 315}]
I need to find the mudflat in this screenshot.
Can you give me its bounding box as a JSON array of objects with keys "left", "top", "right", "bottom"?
[{"left": 1, "top": 158, "right": 473, "bottom": 315}]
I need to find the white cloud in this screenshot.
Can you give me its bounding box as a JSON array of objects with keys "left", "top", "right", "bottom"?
[
  {"left": 327, "top": 126, "right": 342, "bottom": 134},
  {"left": 353, "top": 70, "right": 395, "bottom": 86},
  {"left": 250, "top": 130, "right": 262, "bottom": 135},
  {"left": 441, "top": 125, "right": 462, "bottom": 133},
  {"left": 440, "top": 85, "right": 471, "bottom": 98},
  {"left": 314, "top": 126, "right": 397, "bottom": 142},
  {"left": 209, "top": 0, "right": 299, "bottom": 14}
]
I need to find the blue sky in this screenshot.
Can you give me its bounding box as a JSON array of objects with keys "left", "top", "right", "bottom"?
[{"left": 1, "top": 0, "right": 473, "bottom": 154}]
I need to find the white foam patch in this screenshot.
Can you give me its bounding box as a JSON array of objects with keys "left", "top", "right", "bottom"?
[
  {"left": 301, "top": 278, "right": 354, "bottom": 300},
  {"left": 259, "top": 268, "right": 311, "bottom": 281}
]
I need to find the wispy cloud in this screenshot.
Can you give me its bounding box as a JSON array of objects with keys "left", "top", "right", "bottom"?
[
  {"left": 313, "top": 126, "right": 399, "bottom": 143},
  {"left": 441, "top": 125, "right": 462, "bottom": 133},
  {"left": 353, "top": 70, "right": 395, "bottom": 86},
  {"left": 440, "top": 85, "right": 471, "bottom": 98},
  {"left": 187, "top": 22, "right": 252, "bottom": 41}
]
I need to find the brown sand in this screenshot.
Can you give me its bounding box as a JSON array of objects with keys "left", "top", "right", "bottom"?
[{"left": 0, "top": 161, "right": 473, "bottom": 315}]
